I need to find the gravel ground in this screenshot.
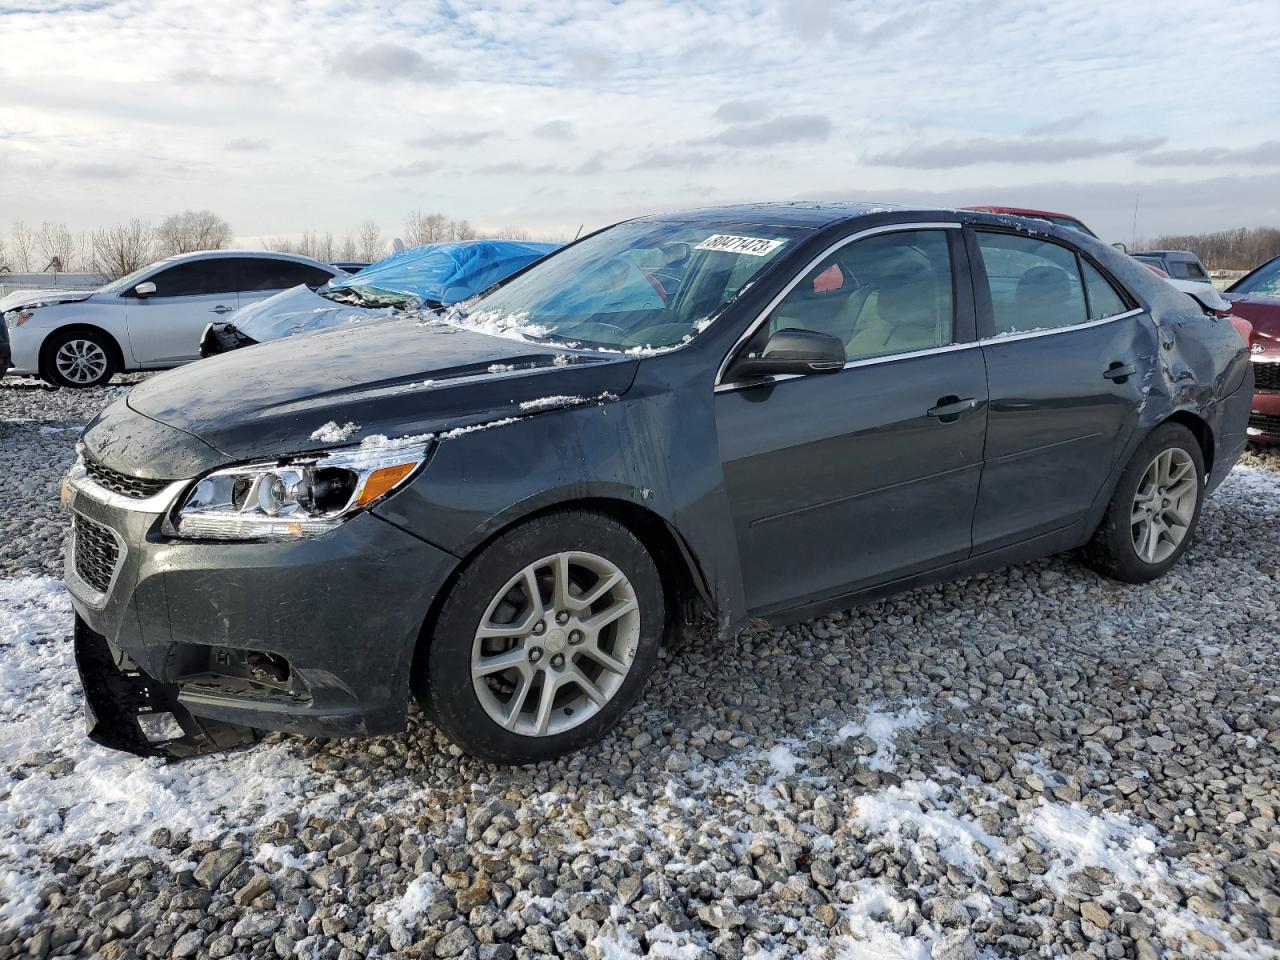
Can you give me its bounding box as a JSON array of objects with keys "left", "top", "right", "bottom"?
[{"left": 1, "top": 376, "right": 1278, "bottom": 960}]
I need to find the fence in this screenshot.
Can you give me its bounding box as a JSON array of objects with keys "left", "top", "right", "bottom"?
[{"left": 0, "top": 273, "right": 106, "bottom": 299}]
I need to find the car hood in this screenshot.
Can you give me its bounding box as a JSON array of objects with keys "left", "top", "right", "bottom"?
[
  {"left": 1166, "top": 278, "right": 1231, "bottom": 312},
  {"left": 230, "top": 284, "right": 396, "bottom": 343},
  {"left": 0, "top": 289, "right": 96, "bottom": 312},
  {"left": 120, "top": 317, "right": 640, "bottom": 466},
  {"left": 1224, "top": 292, "right": 1280, "bottom": 337}
]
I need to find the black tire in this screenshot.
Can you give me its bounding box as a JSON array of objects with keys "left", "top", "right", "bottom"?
[
  {"left": 418, "top": 509, "right": 665, "bottom": 763},
  {"left": 42, "top": 328, "right": 118, "bottom": 389},
  {"left": 1083, "top": 422, "right": 1205, "bottom": 583}
]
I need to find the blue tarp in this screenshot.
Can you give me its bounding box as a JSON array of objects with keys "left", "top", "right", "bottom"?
[{"left": 329, "top": 240, "right": 560, "bottom": 307}]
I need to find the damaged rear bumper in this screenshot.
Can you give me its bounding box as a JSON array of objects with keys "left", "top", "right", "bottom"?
[{"left": 66, "top": 479, "right": 459, "bottom": 755}]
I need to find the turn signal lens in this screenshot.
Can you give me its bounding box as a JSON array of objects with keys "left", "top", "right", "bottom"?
[{"left": 356, "top": 462, "right": 418, "bottom": 506}]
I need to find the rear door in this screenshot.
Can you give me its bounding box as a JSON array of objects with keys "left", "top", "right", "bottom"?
[
  {"left": 968, "top": 229, "right": 1159, "bottom": 553},
  {"left": 124, "top": 258, "right": 237, "bottom": 365},
  {"left": 230, "top": 258, "right": 336, "bottom": 308},
  {"left": 716, "top": 224, "right": 989, "bottom": 615}
]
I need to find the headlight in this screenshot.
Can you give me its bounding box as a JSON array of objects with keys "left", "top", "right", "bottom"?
[{"left": 169, "top": 438, "right": 429, "bottom": 541}]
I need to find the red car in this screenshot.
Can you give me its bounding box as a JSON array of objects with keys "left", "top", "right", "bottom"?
[
  {"left": 1224, "top": 255, "right": 1280, "bottom": 442},
  {"left": 961, "top": 206, "right": 1097, "bottom": 238}
]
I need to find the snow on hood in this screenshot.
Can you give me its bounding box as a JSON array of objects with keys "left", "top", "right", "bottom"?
[
  {"left": 113, "top": 320, "right": 638, "bottom": 461},
  {"left": 229, "top": 284, "right": 395, "bottom": 343},
  {"left": 0, "top": 289, "right": 95, "bottom": 312}
]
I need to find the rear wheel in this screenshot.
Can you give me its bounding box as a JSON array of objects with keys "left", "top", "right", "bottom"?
[
  {"left": 43, "top": 329, "right": 117, "bottom": 388},
  {"left": 1083, "top": 422, "right": 1204, "bottom": 583},
  {"left": 419, "top": 509, "right": 664, "bottom": 763}
]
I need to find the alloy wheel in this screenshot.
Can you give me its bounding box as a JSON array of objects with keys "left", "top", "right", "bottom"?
[
  {"left": 1130, "top": 447, "right": 1197, "bottom": 564},
  {"left": 471, "top": 551, "right": 640, "bottom": 737},
  {"left": 54, "top": 339, "right": 109, "bottom": 386}
]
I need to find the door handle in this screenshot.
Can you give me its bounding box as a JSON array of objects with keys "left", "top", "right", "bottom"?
[
  {"left": 1103, "top": 362, "right": 1136, "bottom": 383},
  {"left": 209, "top": 305, "right": 234, "bottom": 315},
  {"left": 927, "top": 396, "right": 979, "bottom": 421}
]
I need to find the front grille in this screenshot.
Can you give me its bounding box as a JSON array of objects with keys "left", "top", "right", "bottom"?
[
  {"left": 74, "top": 516, "right": 121, "bottom": 593},
  {"left": 1249, "top": 413, "right": 1280, "bottom": 436},
  {"left": 1253, "top": 362, "right": 1280, "bottom": 391},
  {"left": 85, "top": 458, "right": 170, "bottom": 499}
]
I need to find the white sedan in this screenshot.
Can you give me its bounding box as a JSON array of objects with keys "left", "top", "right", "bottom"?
[{"left": 0, "top": 250, "right": 341, "bottom": 387}]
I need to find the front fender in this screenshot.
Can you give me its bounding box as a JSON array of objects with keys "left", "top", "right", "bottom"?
[{"left": 372, "top": 385, "right": 751, "bottom": 638}]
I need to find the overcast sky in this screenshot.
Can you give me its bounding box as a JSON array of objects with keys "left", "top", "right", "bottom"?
[{"left": 3, "top": 0, "right": 1279, "bottom": 246}]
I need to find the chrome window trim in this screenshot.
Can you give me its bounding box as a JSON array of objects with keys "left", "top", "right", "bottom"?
[
  {"left": 713, "top": 341, "right": 980, "bottom": 394},
  {"left": 714, "top": 221, "right": 963, "bottom": 387},
  {"left": 977, "top": 307, "right": 1144, "bottom": 346}
]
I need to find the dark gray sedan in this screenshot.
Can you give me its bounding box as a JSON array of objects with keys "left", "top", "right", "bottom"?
[{"left": 64, "top": 203, "right": 1252, "bottom": 763}]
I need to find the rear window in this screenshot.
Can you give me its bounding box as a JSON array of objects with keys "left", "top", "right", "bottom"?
[
  {"left": 1168, "top": 260, "right": 1208, "bottom": 281},
  {"left": 976, "top": 232, "right": 1087, "bottom": 335}
]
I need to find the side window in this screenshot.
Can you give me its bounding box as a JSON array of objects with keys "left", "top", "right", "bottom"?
[
  {"left": 146, "top": 259, "right": 235, "bottom": 298},
  {"left": 233, "top": 259, "right": 334, "bottom": 292},
  {"left": 976, "top": 232, "right": 1087, "bottom": 335},
  {"left": 768, "top": 230, "right": 955, "bottom": 362},
  {"left": 1081, "top": 261, "right": 1129, "bottom": 319}
]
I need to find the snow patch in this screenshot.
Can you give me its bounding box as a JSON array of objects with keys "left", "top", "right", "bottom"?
[
  {"left": 835, "top": 705, "right": 927, "bottom": 771},
  {"left": 439, "top": 418, "right": 518, "bottom": 440},
  {"left": 374, "top": 872, "right": 443, "bottom": 948},
  {"left": 309, "top": 421, "right": 359, "bottom": 443}
]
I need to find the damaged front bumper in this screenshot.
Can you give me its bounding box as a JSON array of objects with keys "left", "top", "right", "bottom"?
[
  {"left": 75, "top": 617, "right": 259, "bottom": 758},
  {"left": 65, "top": 467, "right": 458, "bottom": 758}
]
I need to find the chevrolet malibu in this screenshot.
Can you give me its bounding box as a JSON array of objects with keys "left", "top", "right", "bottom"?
[{"left": 65, "top": 203, "right": 1252, "bottom": 764}]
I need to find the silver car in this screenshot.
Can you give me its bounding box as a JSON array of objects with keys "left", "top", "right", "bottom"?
[{"left": 0, "top": 251, "right": 341, "bottom": 388}]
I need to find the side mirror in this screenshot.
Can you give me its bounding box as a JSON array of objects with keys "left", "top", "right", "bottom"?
[
  {"left": 1111, "top": 242, "right": 1129, "bottom": 254},
  {"left": 725, "top": 328, "right": 846, "bottom": 381},
  {"left": 134, "top": 281, "right": 157, "bottom": 298}
]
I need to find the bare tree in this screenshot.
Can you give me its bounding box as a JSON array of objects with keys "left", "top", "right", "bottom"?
[
  {"left": 10, "top": 220, "right": 34, "bottom": 272},
  {"left": 338, "top": 232, "right": 358, "bottom": 261},
  {"left": 1142, "top": 226, "right": 1280, "bottom": 271},
  {"left": 491, "top": 226, "right": 532, "bottom": 241},
  {"left": 0, "top": 235, "right": 8, "bottom": 274},
  {"left": 155, "top": 210, "right": 233, "bottom": 257},
  {"left": 448, "top": 219, "right": 478, "bottom": 242},
  {"left": 356, "top": 220, "right": 384, "bottom": 262},
  {"left": 36, "top": 222, "right": 78, "bottom": 272},
  {"left": 91, "top": 220, "right": 154, "bottom": 280},
  {"left": 405, "top": 210, "right": 451, "bottom": 246}
]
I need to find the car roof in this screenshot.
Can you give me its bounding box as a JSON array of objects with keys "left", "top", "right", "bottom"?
[
  {"left": 961, "top": 205, "right": 1084, "bottom": 222},
  {"left": 156, "top": 249, "right": 338, "bottom": 269},
  {"left": 629, "top": 202, "right": 1113, "bottom": 247},
  {"left": 1133, "top": 250, "right": 1200, "bottom": 260}
]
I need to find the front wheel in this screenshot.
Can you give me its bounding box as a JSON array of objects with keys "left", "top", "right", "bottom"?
[
  {"left": 43, "top": 329, "right": 117, "bottom": 388},
  {"left": 418, "top": 509, "right": 664, "bottom": 763},
  {"left": 1083, "top": 422, "right": 1205, "bottom": 583}
]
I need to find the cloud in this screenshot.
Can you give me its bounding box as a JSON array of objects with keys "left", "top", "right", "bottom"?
[
  {"left": 388, "top": 159, "right": 441, "bottom": 177},
  {"left": 630, "top": 151, "right": 718, "bottom": 171},
  {"left": 575, "top": 152, "right": 607, "bottom": 175},
  {"left": 707, "top": 114, "right": 831, "bottom": 147},
  {"left": 1137, "top": 141, "right": 1280, "bottom": 167},
  {"left": 1026, "top": 113, "right": 1095, "bottom": 136},
  {"left": 330, "top": 43, "right": 455, "bottom": 85},
  {"left": 408, "top": 130, "right": 498, "bottom": 148},
  {"left": 714, "top": 100, "right": 771, "bottom": 124},
  {"left": 780, "top": 0, "right": 916, "bottom": 45},
  {"left": 226, "top": 137, "right": 269, "bottom": 153},
  {"left": 476, "top": 161, "right": 561, "bottom": 176},
  {"left": 864, "top": 135, "right": 1165, "bottom": 168},
  {"left": 567, "top": 48, "right": 614, "bottom": 82},
  {"left": 533, "top": 120, "right": 575, "bottom": 140},
  {"left": 65, "top": 161, "right": 132, "bottom": 179}
]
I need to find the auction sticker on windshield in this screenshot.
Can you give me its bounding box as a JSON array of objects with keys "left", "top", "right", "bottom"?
[{"left": 695, "top": 234, "right": 786, "bottom": 256}]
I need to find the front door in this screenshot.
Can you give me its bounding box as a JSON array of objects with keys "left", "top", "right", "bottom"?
[
  {"left": 124, "top": 258, "right": 237, "bottom": 365},
  {"left": 967, "top": 229, "right": 1158, "bottom": 553},
  {"left": 715, "top": 225, "right": 989, "bottom": 615}
]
